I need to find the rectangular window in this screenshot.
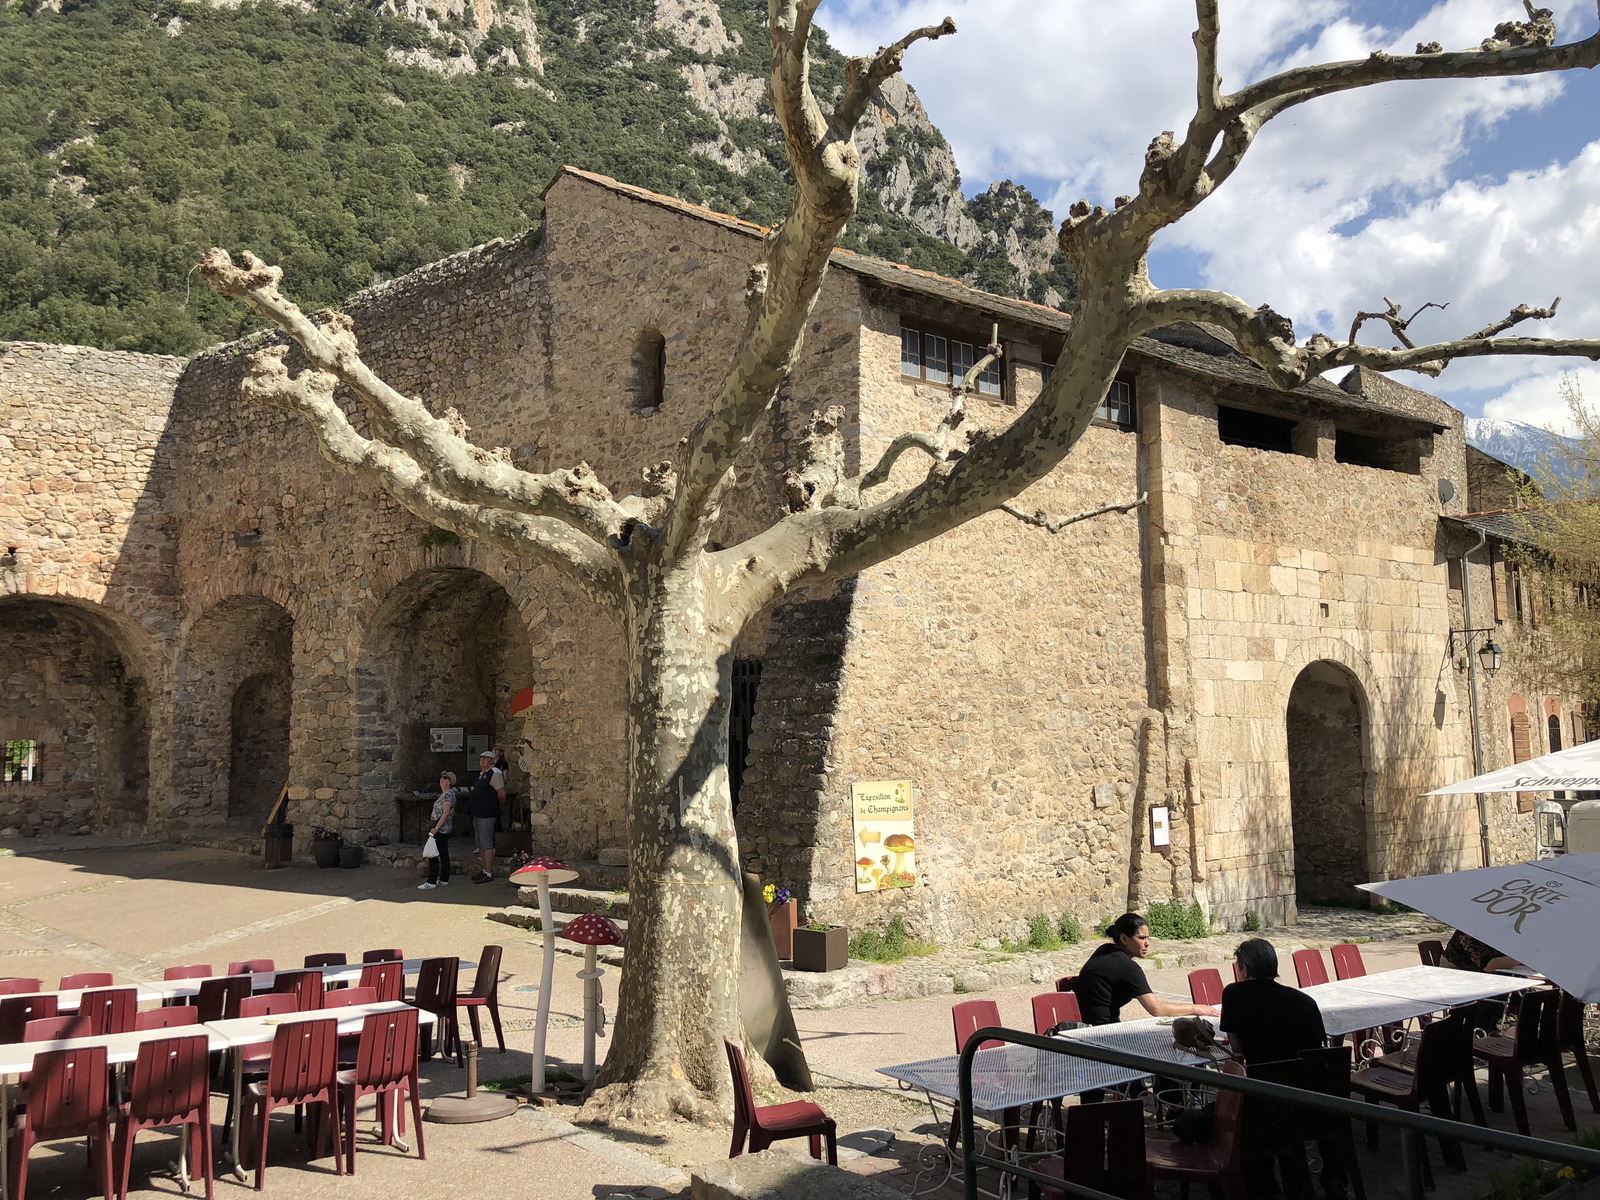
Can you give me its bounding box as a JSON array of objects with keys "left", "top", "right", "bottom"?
[
  {"left": 1218, "top": 405, "right": 1296, "bottom": 453},
  {"left": 3, "top": 739, "right": 38, "bottom": 783},
  {"left": 899, "top": 325, "right": 1001, "bottom": 397},
  {"left": 900, "top": 329, "right": 921, "bottom": 378},
  {"left": 977, "top": 356, "right": 1002, "bottom": 397},
  {"left": 923, "top": 333, "right": 948, "bottom": 384},
  {"left": 950, "top": 339, "right": 974, "bottom": 386},
  {"left": 1098, "top": 379, "right": 1134, "bottom": 427}
]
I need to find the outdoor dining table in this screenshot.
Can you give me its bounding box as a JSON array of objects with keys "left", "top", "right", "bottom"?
[
  {"left": 0, "top": 982, "right": 171, "bottom": 1012},
  {"left": 155, "top": 957, "right": 478, "bottom": 999},
  {"left": 204, "top": 999, "right": 438, "bottom": 1182},
  {"left": 1298, "top": 964, "right": 1536, "bottom": 1038},
  {"left": 0, "top": 1024, "right": 232, "bottom": 1200}
]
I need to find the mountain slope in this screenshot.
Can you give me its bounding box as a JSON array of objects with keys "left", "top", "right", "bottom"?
[
  {"left": 0, "top": 0, "right": 1070, "bottom": 356},
  {"left": 1464, "top": 417, "right": 1582, "bottom": 484}
]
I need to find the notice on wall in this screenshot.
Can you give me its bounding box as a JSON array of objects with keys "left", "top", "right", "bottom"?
[
  {"left": 429, "top": 727, "right": 465, "bottom": 753},
  {"left": 852, "top": 780, "right": 917, "bottom": 893}
]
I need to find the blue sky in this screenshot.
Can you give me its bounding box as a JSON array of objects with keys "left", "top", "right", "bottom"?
[{"left": 817, "top": 0, "right": 1600, "bottom": 429}]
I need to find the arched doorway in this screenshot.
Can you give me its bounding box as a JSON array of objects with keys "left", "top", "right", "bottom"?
[
  {"left": 357, "top": 569, "right": 535, "bottom": 843},
  {"left": 177, "top": 596, "right": 294, "bottom": 827},
  {"left": 0, "top": 596, "right": 152, "bottom": 835},
  {"left": 1286, "top": 660, "right": 1370, "bottom": 907}
]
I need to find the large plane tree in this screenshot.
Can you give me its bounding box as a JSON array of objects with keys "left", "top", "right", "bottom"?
[{"left": 203, "top": 0, "right": 1600, "bottom": 1125}]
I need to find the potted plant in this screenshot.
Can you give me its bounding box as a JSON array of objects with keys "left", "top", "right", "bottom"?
[
  {"left": 764, "top": 884, "right": 797, "bottom": 961},
  {"left": 311, "top": 825, "right": 342, "bottom": 869},
  {"left": 338, "top": 842, "right": 364, "bottom": 869},
  {"left": 792, "top": 920, "right": 848, "bottom": 973}
]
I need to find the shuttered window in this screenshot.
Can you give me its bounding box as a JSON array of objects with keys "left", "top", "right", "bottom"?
[{"left": 1511, "top": 711, "right": 1534, "bottom": 812}]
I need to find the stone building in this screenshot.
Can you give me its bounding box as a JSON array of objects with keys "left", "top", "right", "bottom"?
[{"left": 0, "top": 167, "right": 1578, "bottom": 939}]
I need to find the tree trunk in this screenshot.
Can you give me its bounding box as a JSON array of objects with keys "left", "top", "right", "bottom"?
[{"left": 581, "top": 576, "right": 745, "bottom": 1126}]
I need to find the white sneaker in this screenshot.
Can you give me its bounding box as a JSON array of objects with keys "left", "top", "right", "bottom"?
[
  {"left": 438, "top": 879, "right": 449, "bottom": 886},
  {"left": 417, "top": 882, "right": 436, "bottom": 890}
]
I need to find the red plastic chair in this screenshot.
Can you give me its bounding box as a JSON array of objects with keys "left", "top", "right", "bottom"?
[
  {"left": 1355, "top": 1011, "right": 1471, "bottom": 1182},
  {"left": 1292, "top": 949, "right": 1329, "bottom": 988},
  {"left": 1055, "top": 975, "right": 1076, "bottom": 992},
  {"left": 724, "top": 1038, "right": 836, "bottom": 1163},
  {"left": 195, "top": 975, "right": 252, "bottom": 1024},
  {"left": 239, "top": 995, "right": 300, "bottom": 1070},
  {"left": 1188, "top": 968, "right": 1225, "bottom": 1006},
  {"left": 457, "top": 945, "right": 505, "bottom": 1052},
  {"left": 79, "top": 988, "right": 139, "bottom": 1036},
  {"left": 361, "top": 949, "right": 402, "bottom": 963},
  {"left": 1147, "top": 1060, "right": 1246, "bottom": 1200},
  {"left": 243, "top": 1018, "right": 345, "bottom": 1189},
  {"left": 357, "top": 961, "right": 403, "bottom": 1003},
  {"left": 60, "top": 972, "right": 114, "bottom": 991},
  {"left": 272, "top": 970, "right": 325, "bottom": 1012},
  {"left": 1331, "top": 944, "right": 1367, "bottom": 980},
  {"left": 0, "top": 978, "right": 42, "bottom": 996},
  {"left": 164, "top": 965, "right": 213, "bottom": 982},
  {"left": 1473, "top": 989, "right": 1575, "bottom": 1135},
  {"left": 1032, "top": 1099, "right": 1148, "bottom": 1200},
  {"left": 952, "top": 999, "right": 1004, "bottom": 1053},
  {"left": 1031, "top": 992, "right": 1082, "bottom": 1034},
  {"left": 324, "top": 987, "right": 378, "bottom": 1009},
  {"left": 1418, "top": 940, "right": 1444, "bottom": 967},
  {"left": 1557, "top": 991, "right": 1600, "bottom": 1114},
  {"left": 115, "top": 1033, "right": 214, "bottom": 1200},
  {"left": 337, "top": 1007, "right": 425, "bottom": 1173},
  {"left": 304, "top": 953, "right": 347, "bottom": 969},
  {"left": 228, "top": 959, "right": 274, "bottom": 979},
  {"left": 1, "top": 994, "right": 59, "bottom": 1043},
  {"left": 1232, "top": 961, "right": 1245, "bottom": 983},
  {"left": 10, "top": 1045, "right": 114, "bottom": 1200},
  {"left": 136, "top": 1007, "right": 200, "bottom": 1031},
  {"left": 413, "top": 958, "right": 462, "bottom": 1066},
  {"left": 26, "top": 1015, "right": 87, "bottom": 1041}
]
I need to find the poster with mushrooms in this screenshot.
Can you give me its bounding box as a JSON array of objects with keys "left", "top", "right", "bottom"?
[{"left": 851, "top": 779, "right": 916, "bottom": 892}]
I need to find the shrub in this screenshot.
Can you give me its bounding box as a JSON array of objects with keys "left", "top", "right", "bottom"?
[
  {"left": 1057, "top": 913, "right": 1082, "bottom": 944},
  {"left": 1242, "top": 909, "right": 1261, "bottom": 933},
  {"left": 847, "top": 916, "right": 936, "bottom": 963},
  {"left": 1096, "top": 914, "right": 1115, "bottom": 937},
  {"left": 1146, "top": 900, "right": 1210, "bottom": 940}
]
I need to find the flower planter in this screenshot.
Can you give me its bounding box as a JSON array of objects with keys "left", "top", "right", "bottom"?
[
  {"left": 312, "top": 839, "right": 342, "bottom": 869},
  {"left": 338, "top": 845, "right": 364, "bottom": 869},
  {"left": 792, "top": 925, "right": 848, "bottom": 973},
  {"left": 264, "top": 824, "right": 294, "bottom": 870},
  {"left": 769, "top": 900, "right": 798, "bottom": 961}
]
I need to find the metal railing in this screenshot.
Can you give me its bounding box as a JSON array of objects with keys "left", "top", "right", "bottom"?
[{"left": 958, "top": 1027, "right": 1600, "bottom": 1200}]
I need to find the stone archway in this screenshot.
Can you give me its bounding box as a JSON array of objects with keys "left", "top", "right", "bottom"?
[
  {"left": 174, "top": 596, "right": 294, "bottom": 829},
  {"left": 1286, "top": 660, "right": 1371, "bottom": 907},
  {"left": 0, "top": 596, "right": 153, "bottom": 836},
  {"left": 356, "top": 568, "right": 535, "bottom": 844}
]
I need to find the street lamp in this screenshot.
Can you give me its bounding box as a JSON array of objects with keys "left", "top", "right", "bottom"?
[
  {"left": 1450, "top": 627, "right": 1502, "bottom": 675},
  {"left": 1478, "top": 638, "right": 1503, "bottom": 675}
]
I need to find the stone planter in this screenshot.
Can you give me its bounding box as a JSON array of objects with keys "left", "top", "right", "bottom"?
[
  {"left": 338, "top": 845, "right": 364, "bottom": 869},
  {"left": 312, "top": 839, "right": 342, "bottom": 869},
  {"left": 792, "top": 925, "right": 848, "bottom": 973},
  {"left": 769, "top": 901, "right": 798, "bottom": 961}
]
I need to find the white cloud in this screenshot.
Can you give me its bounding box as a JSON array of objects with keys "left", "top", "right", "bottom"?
[
  {"left": 816, "top": 0, "right": 1600, "bottom": 417},
  {"left": 1484, "top": 365, "right": 1600, "bottom": 435}
]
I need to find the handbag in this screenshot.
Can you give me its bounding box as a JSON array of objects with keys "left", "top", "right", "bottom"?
[{"left": 422, "top": 835, "right": 439, "bottom": 859}]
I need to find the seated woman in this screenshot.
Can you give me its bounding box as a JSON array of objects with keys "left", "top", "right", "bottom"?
[
  {"left": 1441, "top": 929, "right": 1524, "bottom": 1033},
  {"left": 1074, "top": 912, "right": 1221, "bottom": 1026}
]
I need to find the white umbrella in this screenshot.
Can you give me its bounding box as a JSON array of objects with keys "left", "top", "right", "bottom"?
[
  {"left": 1359, "top": 853, "right": 1600, "bottom": 1001},
  {"left": 1424, "top": 740, "right": 1600, "bottom": 794}
]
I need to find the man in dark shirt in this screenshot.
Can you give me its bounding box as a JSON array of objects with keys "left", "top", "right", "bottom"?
[{"left": 1220, "top": 938, "right": 1327, "bottom": 1064}]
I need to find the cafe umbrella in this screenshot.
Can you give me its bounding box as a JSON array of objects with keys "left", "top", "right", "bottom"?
[
  {"left": 1421, "top": 738, "right": 1600, "bottom": 795},
  {"left": 1359, "top": 853, "right": 1600, "bottom": 1002}
]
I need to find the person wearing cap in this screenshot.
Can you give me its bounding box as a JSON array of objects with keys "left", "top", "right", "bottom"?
[{"left": 467, "top": 749, "right": 506, "bottom": 883}]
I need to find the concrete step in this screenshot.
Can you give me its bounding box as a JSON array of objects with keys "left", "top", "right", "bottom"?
[
  {"left": 569, "top": 858, "right": 629, "bottom": 891},
  {"left": 515, "top": 885, "right": 630, "bottom": 917}
]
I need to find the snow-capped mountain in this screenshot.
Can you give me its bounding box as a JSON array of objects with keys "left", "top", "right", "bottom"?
[{"left": 1464, "top": 417, "right": 1582, "bottom": 482}]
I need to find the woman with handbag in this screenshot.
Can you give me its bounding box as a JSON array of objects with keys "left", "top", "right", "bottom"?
[{"left": 419, "top": 771, "right": 457, "bottom": 890}]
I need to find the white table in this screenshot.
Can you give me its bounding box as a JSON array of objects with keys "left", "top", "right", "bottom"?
[
  {"left": 1299, "top": 966, "right": 1534, "bottom": 1038},
  {"left": 1, "top": 983, "right": 169, "bottom": 1013},
  {"left": 0, "top": 1025, "right": 229, "bottom": 1200},
  {"left": 156, "top": 958, "right": 477, "bottom": 999},
  {"left": 203, "top": 1001, "right": 438, "bottom": 1182}
]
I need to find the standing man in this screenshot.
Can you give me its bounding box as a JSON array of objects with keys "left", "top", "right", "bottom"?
[{"left": 468, "top": 749, "right": 506, "bottom": 884}]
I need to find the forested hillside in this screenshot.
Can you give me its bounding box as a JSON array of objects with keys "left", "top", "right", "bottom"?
[{"left": 0, "top": 0, "right": 1072, "bottom": 356}]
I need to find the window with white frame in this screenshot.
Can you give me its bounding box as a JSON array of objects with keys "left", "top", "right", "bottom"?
[
  {"left": 901, "top": 326, "right": 1001, "bottom": 397},
  {"left": 4, "top": 739, "right": 38, "bottom": 783},
  {"left": 1041, "top": 366, "right": 1135, "bottom": 429}
]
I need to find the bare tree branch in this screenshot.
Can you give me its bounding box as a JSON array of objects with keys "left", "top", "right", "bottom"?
[
  {"left": 1348, "top": 297, "right": 1449, "bottom": 350},
  {"left": 1465, "top": 298, "right": 1561, "bottom": 341},
  {"left": 199, "top": 250, "right": 633, "bottom": 550},
  {"left": 1192, "top": 0, "right": 1221, "bottom": 126},
  {"left": 1001, "top": 493, "right": 1147, "bottom": 534},
  {"left": 238, "top": 343, "right": 623, "bottom": 605},
  {"left": 657, "top": 5, "right": 953, "bottom": 563},
  {"left": 833, "top": 15, "right": 957, "bottom": 132}
]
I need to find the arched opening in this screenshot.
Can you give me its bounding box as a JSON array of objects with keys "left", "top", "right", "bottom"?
[
  {"left": 1286, "top": 660, "right": 1370, "bottom": 907},
  {"left": 358, "top": 568, "right": 535, "bottom": 844},
  {"left": 175, "top": 596, "right": 293, "bottom": 829},
  {"left": 0, "top": 596, "right": 152, "bottom": 836},
  {"left": 631, "top": 327, "right": 667, "bottom": 413}
]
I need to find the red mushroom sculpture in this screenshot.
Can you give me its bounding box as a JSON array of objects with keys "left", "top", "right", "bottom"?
[
  {"left": 562, "top": 912, "right": 624, "bottom": 1081},
  {"left": 509, "top": 856, "right": 579, "bottom": 1093}
]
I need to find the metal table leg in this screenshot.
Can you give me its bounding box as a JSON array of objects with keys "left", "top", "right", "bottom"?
[{"left": 225, "top": 1048, "right": 247, "bottom": 1183}]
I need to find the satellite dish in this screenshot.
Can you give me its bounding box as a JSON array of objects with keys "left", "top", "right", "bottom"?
[{"left": 1437, "top": 478, "right": 1456, "bottom": 505}]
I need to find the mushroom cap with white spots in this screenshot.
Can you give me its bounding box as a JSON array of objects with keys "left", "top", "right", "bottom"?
[
  {"left": 509, "top": 855, "right": 580, "bottom": 886},
  {"left": 562, "top": 912, "right": 624, "bottom": 946}
]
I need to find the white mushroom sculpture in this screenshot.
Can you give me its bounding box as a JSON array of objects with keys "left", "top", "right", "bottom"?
[
  {"left": 561, "top": 912, "right": 625, "bottom": 1081},
  {"left": 508, "top": 855, "right": 579, "bottom": 1094}
]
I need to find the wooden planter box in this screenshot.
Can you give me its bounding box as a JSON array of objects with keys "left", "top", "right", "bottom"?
[
  {"left": 792, "top": 925, "right": 848, "bottom": 973},
  {"left": 769, "top": 901, "right": 798, "bottom": 961}
]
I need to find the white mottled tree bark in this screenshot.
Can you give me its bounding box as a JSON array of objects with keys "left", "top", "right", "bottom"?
[{"left": 204, "top": 0, "right": 1600, "bottom": 1125}]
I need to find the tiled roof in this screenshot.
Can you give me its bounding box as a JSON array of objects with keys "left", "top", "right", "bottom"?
[
  {"left": 548, "top": 166, "right": 1454, "bottom": 430},
  {"left": 1443, "top": 509, "right": 1557, "bottom": 546}
]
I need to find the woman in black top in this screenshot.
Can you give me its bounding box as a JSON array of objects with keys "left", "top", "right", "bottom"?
[{"left": 1074, "top": 913, "right": 1222, "bottom": 1025}]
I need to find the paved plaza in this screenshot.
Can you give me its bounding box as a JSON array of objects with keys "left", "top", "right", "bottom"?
[{"left": 1, "top": 839, "right": 1596, "bottom": 1200}]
